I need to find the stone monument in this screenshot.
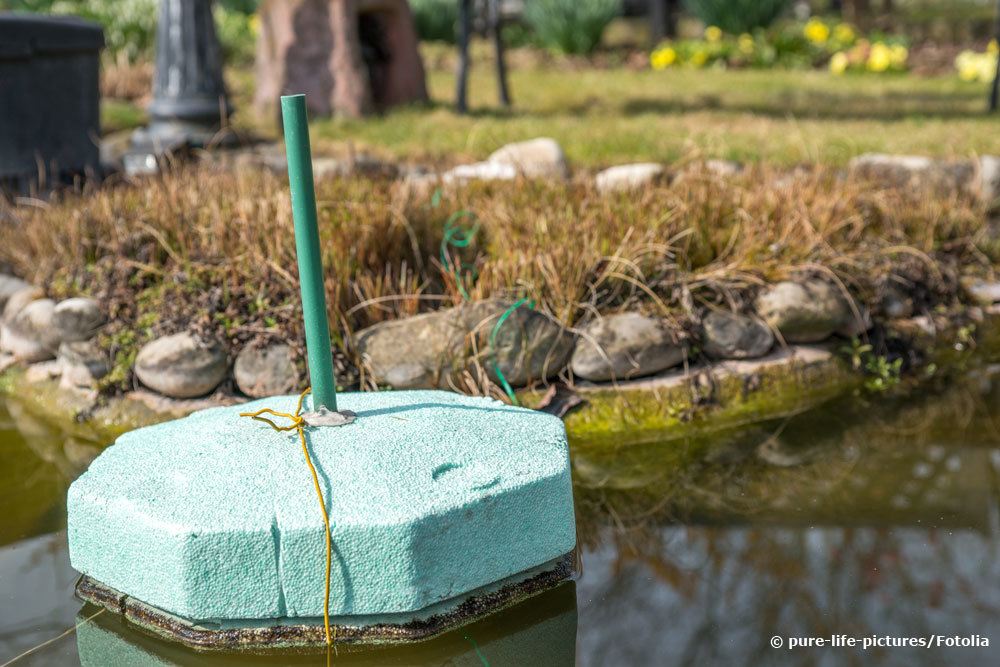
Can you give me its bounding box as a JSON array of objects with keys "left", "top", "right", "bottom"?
[{"left": 255, "top": 0, "right": 428, "bottom": 119}]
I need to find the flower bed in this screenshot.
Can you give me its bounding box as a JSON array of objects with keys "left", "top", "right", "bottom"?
[{"left": 650, "top": 18, "right": 910, "bottom": 75}]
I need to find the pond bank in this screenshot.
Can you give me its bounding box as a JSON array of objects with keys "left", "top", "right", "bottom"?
[
  {"left": 3, "top": 143, "right": 1000, "bottom": 445},
  {"left": 3, "top": 302, "right": 999, "bottom": 447}
]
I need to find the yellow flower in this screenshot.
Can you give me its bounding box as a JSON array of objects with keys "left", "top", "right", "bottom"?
[
  {"left": 956, "top": 48, "right": 999, "bottom": 82},
  {"left": 804, "top": 19, "right": 830, "bottom": 44},
  {"left": 829, "top": 51, "right": 849, "bottom": 75},
  {"left": 691, "top": 50, "right": 709, "bottom": 67},
  {"left": 890, "top": 44, "right": 908, "bottom": 68},
  {"left": 956, "top": 50, "right": 980, "bottom": 81},
  {"left": 249, "top": 14, "right": 260, "bottom": 36},
  {"left": 959, "top": 65, "right": 979, "bottom": 82},
  {"left": 990, "top": 39, "right": 999, "bottom": 55},
  {"left": 704, "top": 25, "right": 723, "bottom": 43},
  {"left": 867, "top": 42, "right": 891, "bottom": 72},
  {"left": 834, "top": 23, "right": 855, "bottom": 44},
  {"left": 978, "top": 56, "right": 997, "bottom": 84},
  {"left": 650, "top": 46, "right": 677, "bottom": 70},
  {"left": 738, "top": 33, "right": 754, "bottom": 55}
]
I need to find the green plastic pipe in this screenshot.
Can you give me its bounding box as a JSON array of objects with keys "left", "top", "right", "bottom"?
[{"left": 281, "top": 94, "right": 338, "bottom": 412}]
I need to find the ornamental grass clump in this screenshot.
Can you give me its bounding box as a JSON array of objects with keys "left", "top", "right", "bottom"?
[
  {"left": 524, "top": 0, "right": 621, "bottom": 55},
  {"left": 682, "top": 0, "right": 791, "bottom": 35},
  {"left": 410, "top": 0, "right": 459, "bottom": 43}
]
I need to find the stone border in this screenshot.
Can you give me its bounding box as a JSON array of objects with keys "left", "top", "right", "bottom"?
[{"left": 76, "top": 553, "right": 575, "bottom": 651}]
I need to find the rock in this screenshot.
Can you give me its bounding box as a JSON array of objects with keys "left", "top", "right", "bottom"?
[
  {"left": 965, "top": 280, "right": 1000, "bottom": 306},
  {"left": 594, "top": 163, "right": 666, "bottom": 193},
  {"left": 254, "top": 0, "right": 427, "bottom": 119},
  {"left": 25, "top": 360, "right": 62, "bottom": 384},
  {"left": 570, "top": 312, "right": 684, "bottom": 382},
  {"left": 355, "top": 309, "right": 468, "bottom": 389},
  {"left": 704, "top": 159, "right": 743, "bottom": 177},
  {"left": 134, "top": 333, "right": 228, "bottom": 399},
  {"left": 355, "top": 300, "right": 575, "bottom": 389},
  {"left": 314, "top": 155, "right": 399, "bottom": 180},
  {"left": 58, "top": 340, "right": 110, "bottom": 388},
  {"left": 0, "top": 275, "right": 31, "bottom": 314},
  {"left": 487, "top": 138, "right": 569, "bottom": 180},
  {"left": 256, "top": 150, "right": 398, "bottom": 180},
  {"left": 234, "top": 343, "right": 300, "bottom": 398},
  {"left": 977, "top": 156, "right": 1000, "bottom": 209},
  {"left": 53, "top": 298, "right": 104, "bottom": 343},
  {"left": 2, "top": 285, "right": 43, "bottom": 322},
  {"left": 464, "top": 300, "right": 576, "bottom": 386},
  {"left": 837, "top": 307, "right": 872, "bottom": 338},
  {"left": 755, "top": 280, "right": 852, "bottom": 344},
  {"left": 848, "top": 153, "right": 976, "bottom": 196},
  {"left": 441, "top": 161, "right": 517, "bottom": 185},
  {"left": 397, "top": 172, "right": 440, "bottom": 199},
  {"left": 880, "top": 285, "right": 914, "bottom": 318},
  {"left": 0, "top": 299, "right": 58, "bottom": 362},
  {"left": 701, "top": 311, "right": 774, "bottom": 359}
]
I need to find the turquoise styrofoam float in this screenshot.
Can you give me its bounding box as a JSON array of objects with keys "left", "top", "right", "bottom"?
[
  {"left": 68, "top": 391, "right": 575, "bottom": 646},
  {"left": 67, "top": 94, "right": 577, "bottom": 649}
]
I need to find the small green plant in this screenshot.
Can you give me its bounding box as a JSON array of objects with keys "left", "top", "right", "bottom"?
[
  {"left": 840, "top": 337, "right": 872, "bottom": 371},
  {"left": 863, "top": 355, "right": 903, "bottom": 392},
  {"left": 410, "top": 0, "right": 458, "bottom": 43},
  {"left": 840, "top": 338, "right": 903, "bottom": 392},
  {"left": 524, "top": 0, "right": 621, "bottom": 55},
  {"left": 682, "top": 0, "right": 791, "bottom": 34}
]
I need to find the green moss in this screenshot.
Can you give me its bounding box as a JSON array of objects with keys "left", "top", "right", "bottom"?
[
  {"left": 558, "top": 354, "right": 858, "bottom": 448},
  {"left": 0, "top": 369, "right": 160, "bottom": 445}
]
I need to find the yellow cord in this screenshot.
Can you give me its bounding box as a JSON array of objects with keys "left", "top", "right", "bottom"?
[{"left": 240, "top": 387, "right": 334, "bottom": 646}]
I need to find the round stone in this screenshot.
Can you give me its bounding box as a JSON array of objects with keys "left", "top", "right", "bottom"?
[
  {"left": 53, "top": 297, "right": 105, "bottom": 342},
  {"left": 67, "top": 390, "right": 575, "bottom": 625},
  {"left": 233, "top": 343, "right": 299, "bottom": 398},
  {"left": 134, "top": 333, "right": 228, "bottom": 398}
]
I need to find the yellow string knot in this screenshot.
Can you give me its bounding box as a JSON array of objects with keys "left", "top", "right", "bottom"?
[{"left": 240, "top": 387, "right": 334, "bottom": 647}]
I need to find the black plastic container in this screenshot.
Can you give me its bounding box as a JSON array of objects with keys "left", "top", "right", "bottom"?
[{"left": 0, "top": 13, "right": 104, "bottom": 193}]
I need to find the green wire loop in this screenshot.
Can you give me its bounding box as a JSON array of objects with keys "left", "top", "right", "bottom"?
[
  {"left": 440, "top": 210, "right": 480, "bottom": 302},
  {"left": 435, "top": 202, "right": 530, "bottom": 404},
  {"left": 489, "top": 297, "right": 535, "bottom": 405}
]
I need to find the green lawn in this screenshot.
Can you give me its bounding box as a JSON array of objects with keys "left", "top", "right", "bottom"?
[{"left": 107, "top": 45, "right": 1000, "bottom": 168}]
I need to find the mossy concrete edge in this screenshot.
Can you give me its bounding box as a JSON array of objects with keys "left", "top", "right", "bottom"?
[{"left": 3, "top": 311, "right": 999, "bottom": 448}]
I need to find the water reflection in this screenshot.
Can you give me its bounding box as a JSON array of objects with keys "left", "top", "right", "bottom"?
[
  {"left": 572, "top": 368, "right": 1000, "bottom": 666},
  {"left": 3, "top": 366, "right": 1000, "bottom": 665}
]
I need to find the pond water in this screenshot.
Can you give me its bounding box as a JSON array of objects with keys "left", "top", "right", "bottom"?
[{"left": 2, "top": 368, "right": 1000, "bottom": 666}]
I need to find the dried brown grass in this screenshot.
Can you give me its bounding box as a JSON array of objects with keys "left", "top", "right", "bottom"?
[
  {"left": 101, "top": 58, "right": 153, "bottom": 103},
  {"left": 0, "top": 162, "right": 991, "bottom": 389}
]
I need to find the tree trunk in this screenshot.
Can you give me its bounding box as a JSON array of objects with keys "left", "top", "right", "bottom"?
[
  {"left": 455, "top": 0, "right": 472, "bottom": 114},
  {"left": 329, "top": 0, "right": 373, "bottom": 117},
  {"left": 489, "top": 0, "right": 511, "bottom": 107}
]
